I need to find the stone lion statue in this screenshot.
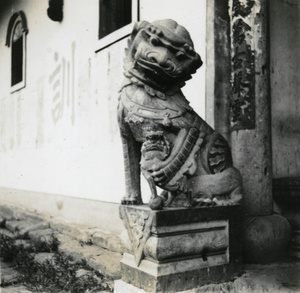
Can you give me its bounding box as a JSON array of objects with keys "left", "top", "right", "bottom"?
[{"left": 118, "top": 19, "right": 243, "bottom": 210}]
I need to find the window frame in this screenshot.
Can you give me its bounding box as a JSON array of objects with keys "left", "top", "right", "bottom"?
[
  {"left": 6, "top": 11, "right": 28, "bottom": 93},
  {"left": 95, "top": 0, "right": 139, "bottom": 52}
]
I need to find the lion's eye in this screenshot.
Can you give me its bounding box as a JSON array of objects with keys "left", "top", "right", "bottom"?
[
  {"left": 175, "top": 51, "right": 186, "bottom": 60},
  {"left": 183, "top": 44, "right": 194, "bottom": 54},
  {"left": 150, "top": 37, "right": 160, "bottom": 46}
]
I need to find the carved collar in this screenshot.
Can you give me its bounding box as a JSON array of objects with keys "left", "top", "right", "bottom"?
[{"left": 121, "top": 76, "right": 181, "bottom": 100}]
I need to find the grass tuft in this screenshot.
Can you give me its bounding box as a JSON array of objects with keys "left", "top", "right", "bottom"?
[{"left": 0, "top": 233, "right": 113, "bottom": 292}]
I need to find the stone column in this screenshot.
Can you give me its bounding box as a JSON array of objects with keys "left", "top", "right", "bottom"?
[
  {"left": 228, "top": 0, "right": 291, "bottom": 262},
  {"left": 206, "top": 0, "right": 231, "bottom": 142},
  {"left": 229, "top": 0, "right": 272, "bottom": 216},
  {"left": 206, "top": 1, "right": 274, "bottom": 216}
]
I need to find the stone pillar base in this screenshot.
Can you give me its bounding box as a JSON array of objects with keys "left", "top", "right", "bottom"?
[
  {"left": 243, "top": 214, "right": 292, "bottom": 263},
  {"left": 273, "top": 177, "right": 300, "bottom": 259},
  {"left": 118, "top": 205, "right": 242, "bottom": 292}
]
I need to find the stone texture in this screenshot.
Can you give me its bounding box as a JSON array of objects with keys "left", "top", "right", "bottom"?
[
  {"left": 120, "top": 205, "right": 242, "bottom": 292},
  {"left": 121, "top": 253, "right": 240, "bottom": 293},
  {"left": 1, "top": 286, "right": 34, "bottom": 293},
  {"left": 5, "top": 220, "right": 47, "bottom": 237},
  {"left": 87, "top": 251, "right": 122, "bottom": 279},
  {"left": 18, "top": 221, "right": 49, "bottom": 237},
  {"left": 5, "top": 220, "right": 22, "bottom": 233},
  {"left": 0, "top": 217, "right": 5, "bottom": 227},
  {"left": 0, "top": 205, "right": 43, "bottom": 223},
  {"left": 231, "top": 262, "right": 300, "bottom": 293},
  {"left": 14, "top": 239, "right": 32, "bottom": 250},
  {"left": 0, "top": 206, "right": 15, "bottom": 221},
  {"left": 57, "top": 233, "right": 122, "bottom": 278},
  {"left": 0, "top": 262, "right": 19, "bottom": 286},
  {"left": 144, "top": 221, "right": 228, "bottom": 261},
  {"left": 13, "top": 210, "right": 44, "bottom": 223},
  {"left": 243, "top": 214, "right": 292, "bottom": 263},
  {"left": 57, "top": 234, "right": 89, "bottom": 264},
  {"left": 91, "top": 229, "right": 124, "bottom": 253},
  {"left": 119, "top": 230, "right": 132, "bottom": 252},
  {"left": 273, "top": 177, "right": 300, "bottom": 259},
  {"left": 116, "top": 262, "right": 300, "bottom": 293},
  {"left": 230, "top": 0, "right": 272, "bottom": 217},
  {"left": 50, "top": 221, "right": 93, "bottom": 244},
  {"left": 0, "top": 228, "right": 15, "bottom": 238},
  {"left": 28, "top": 228, "right": 55, "bottom": 249},
  {"left": 51, "top": 220, "right": 126, "bottom": 253},
  {"left": 75, "top": 268, "right": 90, "bottom": 278},
  {"left": 114, "top": 280, "right": 147, "bottom": 293},
  {"left": 0, "top": 202, "right": 299, "bottom": 292},
  {"left": 34, "top": 252, "right": 55, "bottom": 264}
]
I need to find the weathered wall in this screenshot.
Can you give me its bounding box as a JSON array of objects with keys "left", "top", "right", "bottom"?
[
  {"left": 270, "top": 0, "right": 300, "bottom": 178},
  {"left": 0, "top": 0, "right": 206, "bottom": 204}
]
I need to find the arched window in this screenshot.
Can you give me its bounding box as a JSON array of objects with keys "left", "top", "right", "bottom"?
[{"left": 6, "top": 11, "right": 28, "bottom": 92}]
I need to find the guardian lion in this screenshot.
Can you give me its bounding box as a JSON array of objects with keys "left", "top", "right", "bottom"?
[{"left": 118, "top": 19, "right": 242, "bottom": 210}]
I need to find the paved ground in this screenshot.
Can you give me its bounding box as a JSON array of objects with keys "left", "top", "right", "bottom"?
[
  {"left": 0, "top": 203, "right": 299, "bottom": 292},
  {"left": 0, "top": 204, "right": 116, "bottom": 292},
  {"left": 1, "top": 258, "right": 299, "bottom": 292}
]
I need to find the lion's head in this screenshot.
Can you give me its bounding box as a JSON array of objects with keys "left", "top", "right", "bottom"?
[{"left": 124, "top": 19, "right": 202, "bottom": 93}]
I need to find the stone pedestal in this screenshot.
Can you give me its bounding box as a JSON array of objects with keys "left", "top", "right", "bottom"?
[
  {"left": 274, "top": 177, "right": 300, "bottom": 259},
  {"left": 117, "top": 205, "right": 242, "bottom": 293}
]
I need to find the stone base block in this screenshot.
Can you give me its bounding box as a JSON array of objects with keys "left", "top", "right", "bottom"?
[
  {"left": 114, "top": 280, "right": 148, "bottom": 293},
  {"left": 121, "top": 253, "right": 241, "bottom": 292},
  {"left": 119, "top": 205, "right": 242, "bottom": 292}
]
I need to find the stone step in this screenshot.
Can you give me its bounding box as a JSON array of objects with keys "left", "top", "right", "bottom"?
[
  {"left": 28, "top": 228, "right": 57, "bottom": 251},
  {"left": 5, "top": 220, "right": 49, "bottom": 238},
  {"left": 57, "top": 233, "right": 122, "bottom": 279},
  {"left": 50, "top": 220, "right": 128, "bottom": 253},
  {"left": 34, "top": 252, "right": 56, "bottom": 265}
]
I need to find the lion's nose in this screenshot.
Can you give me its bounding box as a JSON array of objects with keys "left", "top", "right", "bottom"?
[{"left": 147, "top": 49, "right": 175, "bottom": 70}]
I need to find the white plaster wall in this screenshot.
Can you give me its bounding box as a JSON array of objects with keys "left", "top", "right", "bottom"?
[
  {"left": 270, "top": 0, "right": 300, "bottom": 178},
  {"left": 0, "top": 0, "right": 206, "bottom": 203}
]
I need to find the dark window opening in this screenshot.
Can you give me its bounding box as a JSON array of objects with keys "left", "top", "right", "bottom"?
[
  {"left": 99, "top": 0, "right": 132, "bottom": 39},
  {"left": 6, "top": 13, "right": 27, "bottom": 90},
  {"left": 11, "top": 35, "right": 23, "bottom": 86},
  {"left": 47, "top": 0, "right": 64, "bottom": 22}
]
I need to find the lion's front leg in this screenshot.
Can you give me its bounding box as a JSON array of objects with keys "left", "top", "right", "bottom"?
[
  {"left": 118, "top": 100, "right": 143, "bottom": 205},
  {"left": 120, "top": 132, "right": 143, "bottom": 205},
  {"left": 121, "top": 138, "right": 142, "bottom": 205}
]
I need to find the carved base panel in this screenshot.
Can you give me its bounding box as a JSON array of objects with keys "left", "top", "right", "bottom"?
[{"left": 119, "top": 205, "right": 242, "bottom": 292}]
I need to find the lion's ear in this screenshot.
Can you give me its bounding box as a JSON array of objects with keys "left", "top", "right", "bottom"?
[{"left": 131, "top": 21, "right": 150, "bottom": 38}]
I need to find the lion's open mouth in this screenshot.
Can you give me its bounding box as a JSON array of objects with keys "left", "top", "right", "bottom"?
[
  {"left": 136, "top": 58, "right": 181, "bottom": 81},
  {"left": 145, "top": 144, "right": 164, "bottom": 152}
]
